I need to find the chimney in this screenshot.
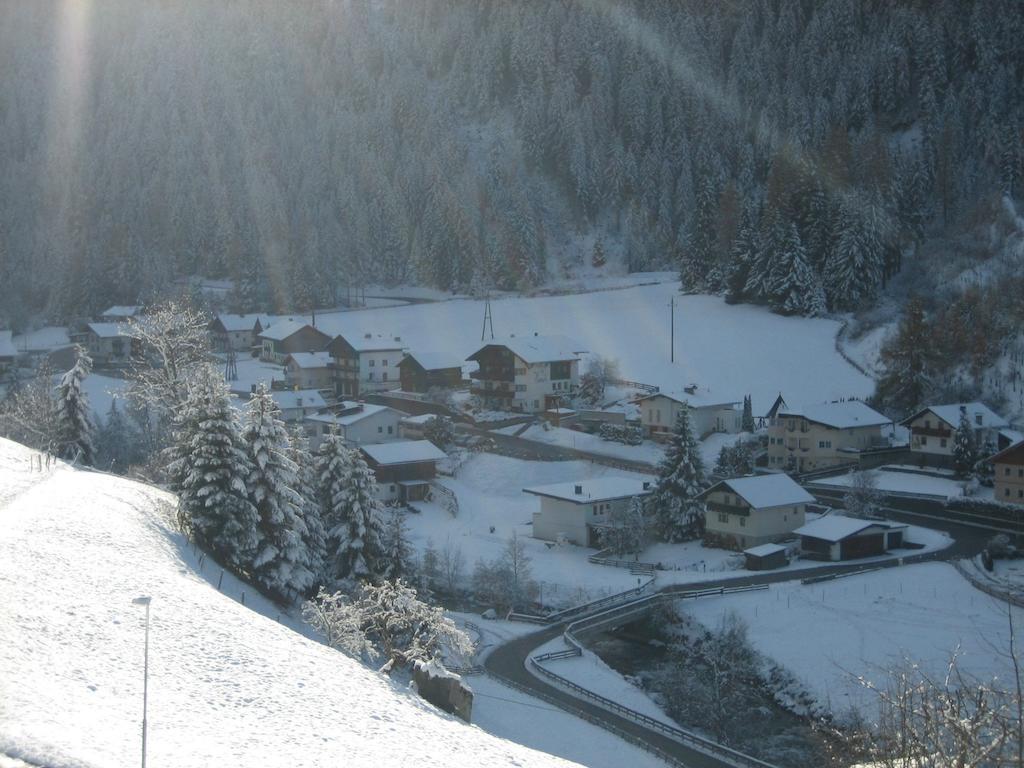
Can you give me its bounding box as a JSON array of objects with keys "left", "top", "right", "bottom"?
[
  {"left": 574, "top": 484, "right": 583, "bottom": 495},
  {"left": 643, "top": 481, "right": 651, "bottom": 490},
  {"left": 251, "top": 384, "right": 257, "bottom": 394},
  {"left": 311, "top": 309, "right": 316, "bottom": 327},
  {"left": 534, "top": 332, "right": 538, "bottom": 336}
]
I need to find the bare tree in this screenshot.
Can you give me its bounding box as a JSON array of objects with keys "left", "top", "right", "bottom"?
[
  {"left": 440, "top": 538, "right": 465, "bottom": 595},
  {"left": 0, "top": 360, "right": 59, "bottom": 453},
  {"left": 843, "top": 470, "right": 884, "bottom": 518}
]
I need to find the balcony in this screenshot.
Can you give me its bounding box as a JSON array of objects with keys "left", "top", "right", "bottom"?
[
  {"left": 470, "top": 367, "right": 514, "bottom": 381},
  {"left": 912, "top": 426, "right": 952, "bottom": 438},
  {"left": 706, "top": 501, "right": 751, "bottom": 517},
  {"left": 470, "top": 382, "right": 513, "bottom": 397}
]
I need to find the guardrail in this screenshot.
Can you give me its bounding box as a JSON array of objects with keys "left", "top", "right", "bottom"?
[
  {"left": 801, "top": 567, "right": 882, "bottom": 585},
  {"left": 508, "top": 576, "right": 657, "bottom": 625},
  {"left": 528, "top": 583, "right": 779, "bottom": 768},
  {"left": 609, "top": 378, "right": 660, "bottom": 394},
  {"left": 587, "top": 549, "right": 657, "bottom": 574}
]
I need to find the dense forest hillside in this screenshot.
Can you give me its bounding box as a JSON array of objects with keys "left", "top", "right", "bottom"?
[{"left": 0, "top": 0, "right": 1021, "bottom": 324}]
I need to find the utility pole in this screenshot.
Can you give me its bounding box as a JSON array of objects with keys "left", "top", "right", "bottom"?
[
  {"left": 669, "top": 295, "right": 675, "bottom": 363},
  {"left": 132, "top": 596, "right": 152, "bottom": 768},
  {"left": 481, "top": 292, "right": 494, "bottom": 342}
]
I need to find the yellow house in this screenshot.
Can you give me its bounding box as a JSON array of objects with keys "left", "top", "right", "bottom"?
[
  {"left": 766, "top": 401, "right": 891, "bottom": 473},
  {"left": 992, "top": 440, "right": 1024, "bottom": 505},
  {"left": 700, "top": 474, "right": 815, "bottom": 550}
]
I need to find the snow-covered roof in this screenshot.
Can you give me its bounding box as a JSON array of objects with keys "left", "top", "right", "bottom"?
[
  {"left": 780, "top": 401, "right": 890, "bottom": 430},
  {"left": 400, "top": 413, "right": 438, "bottom": 425},
  {"left": 211, "top": 313, "right": 264, "bottom": 333},
  {"left": 705, "top": 474, "right": 815, "bottom": 509},
  {"left": 902, "top": 402, "right": 1008, "bottom": 430},
  {"left": 361, "top": 440, "right": 447, "bottom": 465},
  {"left": 0, "top": 330, "right": 15, "bottom": 359},
  {"left": 794, "top": 515, "right": 904, "bottom": 543},
  {"left": 86, "top": 322, "right": 132, "bottom": 339},
  {"left": 305, "top": 402, "right": 395, "bottom": 426},
  {"left": 259, "top": 319, "right": 324, "bottom": 342},
  {"left": 100, "top": 305, "right": 140, "bottom": 318},
  {"left": 286, "top": 352, "right": 332, "bottom": 369},
  {"left": 523, "top": 477, "right": 654, "bottom": 504},
  {"left": 744, "top": 543, "right": 787, "bottom": 557},
  {"left": 991, "top": 439, "right": 1024, "bottom": 464},
  {"left": 1000, "top": 428, "right": 1024, "bottom": 446},
  {"left": 336, "top": 332, "right": 406, "bottom": 352},
  {"left": 400, "top": 350, "right": 464, "bottom": 371},
  {"left": 269, "top": 389, "right": 326, "bottom": 411},
  {"left": 468, "top": 334, "right": 586, "bottom": 364},
  {"left": 636, "top": 388, "right": 742, "bottom": 409}
]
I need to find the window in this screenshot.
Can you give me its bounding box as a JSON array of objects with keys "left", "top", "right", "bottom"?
[
  {"left": 718, "top": 512, "right": 729, "bottom": 523},
  {"left": 1006, "top": 488, "right": 1011, "bottom": 497},
  {"left": 382, "top": 359, "right": 388, "bottom": 367},
  {"left": 533, "top": 400, "right": 540, "bottom": 409},
  {"left": 975, "top": 414, "right": 983, "bottom": 426},
  {"left": 378, "top": 426, "right": 383, "bottom": 433},
  {"left": 1005, "top": 467, "right": 1011, "bottom": 476},
  {"left": 369, "top": 359, "right": 375, "bottom": 366},
  {"left": 920, "top": 436, "right": 927, "bottom": 446},
  {"left": 739, "top": 517, "right": 746, "bottom": 527},
  {"left": 515, "top": 367, "right": 526, "bottom": 375},
  {"left": 1018, "top": 468, "right": 1023, "bottom": 478},
  {"left": 389, "top": 485, "right": 396, "bottom": 493},
  {"left": 655, "top": 409, "right": 661, "bottom": 423},
  {"left": 382, "top": 372, "right": 388, "bottom": 382},
  {"left": 368, "top": 372, "right": 375, "bottom": 381},
  {"left": 1019, "top": 489, "right": 1023, "bottom": 499},
  {"left": 515, "top": 384, "right": 526, "bottom": 392},
  {"left": 387, "top": 426, "right": 393, "bottom": 434},
  {"left": 940, "top": 438, "right": 947, "bottom": 447},
  {"left": 818, "top": 440, "right": 832, "bottom": 449}
]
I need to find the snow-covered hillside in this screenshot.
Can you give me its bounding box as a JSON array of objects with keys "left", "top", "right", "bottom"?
[
  {"left": 0, "top": 438, "right": 580, "bottom": 768},
  {"left": 280, "top": 283, "right": 873, "bottom": 413}
]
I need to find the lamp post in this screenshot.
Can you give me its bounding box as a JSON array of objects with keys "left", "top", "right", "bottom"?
[{"left": 132, "top": 596, "right": 152, "bottom": 768}]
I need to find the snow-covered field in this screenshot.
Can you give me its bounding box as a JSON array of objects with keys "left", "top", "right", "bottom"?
[
  {"left": 0, "top": 437, "right": 603, "bottom": 768},
  {"left": 813, "top": 469, "right": 977, "bottom": 498},
  {"left": 680, "top": 563, "right": 1024, "bottom": 717},
  {"left": 268, "top": 283, "right": 871, "bottom": 416},
  {"left": 496, "top": 424, "right": 666, "bottom": 466}
]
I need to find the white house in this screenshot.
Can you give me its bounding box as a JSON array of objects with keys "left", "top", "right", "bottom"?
[
  {"left": 268, "top": 389, "right": 327, "bottom": 423},
  {"left": 766, "top": 400, "right": 892, "bottom": 472},
  {"left": 900, "top": 402, "right": 1008, "bottom": 463},
  {"left": 635, "top": 386, "right": 743, "bottom": 440},
  {"left": 72, "top": 323, "right": 136, "bottom": 365},
  {"left": 284, "top": 352, "right": 333, "bottom": 391},
  {"left": 304, "top": 401, "right": 406, "bottom": 450},
  {"left": 209, "top": 314, "right": 266, "bottom": 353},
  {"left": 524, "top": 477, "right": 654, "bottom": 548},
  {"left": 466, "top": 334, "right": 585, "bottom": 413},
  {"left": 700, "top": 474, "right": 814, "bottom": 550},
  {"left": 327, "top": 332, "right": 407, "bottom": 398}
]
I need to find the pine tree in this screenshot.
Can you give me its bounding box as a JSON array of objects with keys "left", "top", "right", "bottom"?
[
  {"left": 289, "top": 427, "right": 327, "bottom": 591},
  {"left": 243, "top": 385, "right": 314, "bottom": 599},
  {"left": 167, "top": 366, "right": 258, "bottom": 572},
  {"left": 725, "top": 204, "right": 760, "bottom": 303},
  {"left": 381, "top": 507, "right": 414, "bottom": 583},
  {"left": 55, "top": 346, "right": 96, "bottom": 466},
  {"left": 768, "top": 222, "right": 826, "bottom": 316},
  {"left": 953, "top": 408, "right": 978, "bottom": 478},
  {"left": 741, "top": 395, "right": 755, "bottom": 433},
  {"left": 823, "top": 195, "right": 885, "bottom": 311},
  {"left": 317, "top": 432, "right": 384, "bottom": 584},
  {"left": 876, "top": 298, "right": 933, "bottom": 414},
  {"left": 653, "top": 405, "right": 709, "bottom": 542}
]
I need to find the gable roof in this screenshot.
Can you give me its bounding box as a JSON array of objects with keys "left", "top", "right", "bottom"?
[
  {"left": 210, "top": 314, "right": 265, "bottom": 333},
  {"left": 286, "top": 352, "right": 333, "bottom": 369},
  {"left": 399, "top": 350, "right": 464, "bottom": 372},
  {"left": 361, "top": 440, "right": 446, "bottom": 466},
  {"left": 467, "top": 334, "right": 586, "bottom": 365},
  {"left": 0, "top": 330, "right": 15, "bottom": 359},
  {"left": 523, "top": 477, "right": 653, "bottom": 504},
  {"left": 635, "top": 389, "right": 742, "bottom": 410},
  {"left": 702, "top": 474, "right": 815, "bottom": 509},
  {"left": 990, "top": 439, "right": 1024, "bottom": 465},
  {"left": 333, "top": 332, "right": 406, "bottom": 353},
  {"left": 766, "top": 394, "right": 788, "bottom": 419},
  {"left": 269, "top": 389, "right": 327, "bottom": 411},
  {"left": 900, "top": 402, "right": 1008, "bottom": 430},
  {"left": 305, "top": 402, "right": 399, "bottom": 427},
  {"left": 258, "top": 320, "right": 329, "bottom": 343},
  {"left": 794, "top": 514, "right": 904, "bottom": 543},
  {"left": 779, "top": 401, "right": 890, "bottom": 430},
  {"left": 100, "top": 305, "right": 140, "bottom": 318},
  {"left": 86, "top": 322, "right": 132, "bottom": 339}
]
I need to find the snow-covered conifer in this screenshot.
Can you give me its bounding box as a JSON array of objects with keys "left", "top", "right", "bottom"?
[
  {"left": 381, "top": 507, "right": 415, "bottom": 583},
  {"left": 289, "top": 427, "right": 327, "bottom": 591},
  {"left": 55, "top": 346, "right": 96, "bottom": 465},
  {"left": 653, "top": 405, "right": 708, "bottom": 542},
  {"left": 953, "top": 408, "right": 978, "bottom": 478},
  {"left": 741, "top": 395, "right": 755, "bottom": 433},
  {"left": 599, "top": 495, "right": 649, "bottom": 556},
  {"left": 167, "top": 365, "right": 258, "bottom": 572},
  {"left": 243, "top": 384, "right": 314, "bottom": 599}
]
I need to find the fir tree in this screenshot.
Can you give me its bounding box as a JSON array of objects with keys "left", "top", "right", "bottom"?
[
  {"left": 167, "top": 366, "right": 258, "bottom": 572},
  {"left": 55, "top": 346, "right": 96, "bottom": 466},
  {"left": 381, "top": 507, "right": 414, "bottom": 583},
  {"left": 95, "top": 398, "right": 142, "bottom": 472},
  {"left": 289, "top": 427, "right": 327, "bottom": 591},
  {"left": 725, "top": 204, "right": 760, "bottom": 302},
  {"left": 741, "top": 395, "right": 755, "bottom": 433},
  {"left": 953, "top": 408, "right": 978, "bottom": 478},
  {"left": 653, "top": 405, "right": 709, "bottom": 542},
  {"left": 768, "top": 222, "right": 826, "bottom": 316},
  {"left": 243, "top": 384, "right": 314, "bottom": 599}
]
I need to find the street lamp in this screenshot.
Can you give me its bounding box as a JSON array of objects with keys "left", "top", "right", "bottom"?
[{"left": 132, "top": 596, "right": 152, "bottom": 768}]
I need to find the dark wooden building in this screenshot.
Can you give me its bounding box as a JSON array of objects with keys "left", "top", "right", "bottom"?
[
  {"left": 360, "top": 440, "right": 447, "bottom": 503},
  {"left": 398, "top": 351, "right": 464, "bottom": 393},
  {"left": 794, "top": 515, "right": 905, "bottom": 561},
  {"left": 258, "top": 320, "right": 331, "bottom": 364}
]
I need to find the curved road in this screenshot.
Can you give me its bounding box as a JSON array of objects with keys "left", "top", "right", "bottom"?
[{"left": 483, "top": 503, "right": 992, "bottom": 768}]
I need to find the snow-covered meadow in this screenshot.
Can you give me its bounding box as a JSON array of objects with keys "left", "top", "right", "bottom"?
[
  {"left": 680, "top": 563, "right": 1024, "bottom": 717},
  {"left": 0, "top": 437, "right": 632, "bottom": 768}
]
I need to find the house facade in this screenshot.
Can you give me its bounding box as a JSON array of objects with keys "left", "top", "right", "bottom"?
[
  {"left": 258, "top": 320, "right": 331, "bottom": 364},
  {"left": 209, "top": 314, "right": 264, "bottom": 353},
  {"left": 795, "top": 515, "right": 906, "bottom": 561},
  {"left": 766, "top": 401, "right": 891, "bottom": 473},
  {"left": 398, "top": 351, "right": 464, "bottom": 393},
  {"left": 700, "top": 474, "right": 813, "bottom": 550},
  {"left": 636, "top": 388, "right": 742, "bottom": 440},
  {"left": 303, "top": 402, "right": 405, "bottom": 451},
  {"left": 284, "top": 352, "right": 333, "bottom": 391},
  {"left": 72, "top": 323, "right": 138, "bottom": 366},
  {"left": 466, "top": 335, "right": 584, "bottom": 413},
  {"left": 263, "top": 389, "right": 327, "bottom": 423},
  {"left": 992, "top": 440, "right": 1024, "bottom": 506},
  {"left": 360, "top": 440, "right": 447, "bottom": 503},
  {"left": 327, "top": 333, "right": 406, "bottom": 398},
  {"left": 524, "top": 477, "right": 654, "bottom": 548},
  {"left": 901, "top": 402, "right": 1008, "bottom": 465}
]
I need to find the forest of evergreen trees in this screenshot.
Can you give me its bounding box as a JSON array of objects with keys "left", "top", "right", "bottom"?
[{"left": 0, "top": 0, "right": 1021, "bottom": 324}]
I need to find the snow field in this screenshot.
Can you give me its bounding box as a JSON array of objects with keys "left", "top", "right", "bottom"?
[
  {"left": 813, "top": 469, "right": 985, "bottom": 499},
  {"left": 0, "top": 437, "right": 584, "bottom": 768},
  {"left": 679, "top": 563, "right": 1024, "bottom": 718}
]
